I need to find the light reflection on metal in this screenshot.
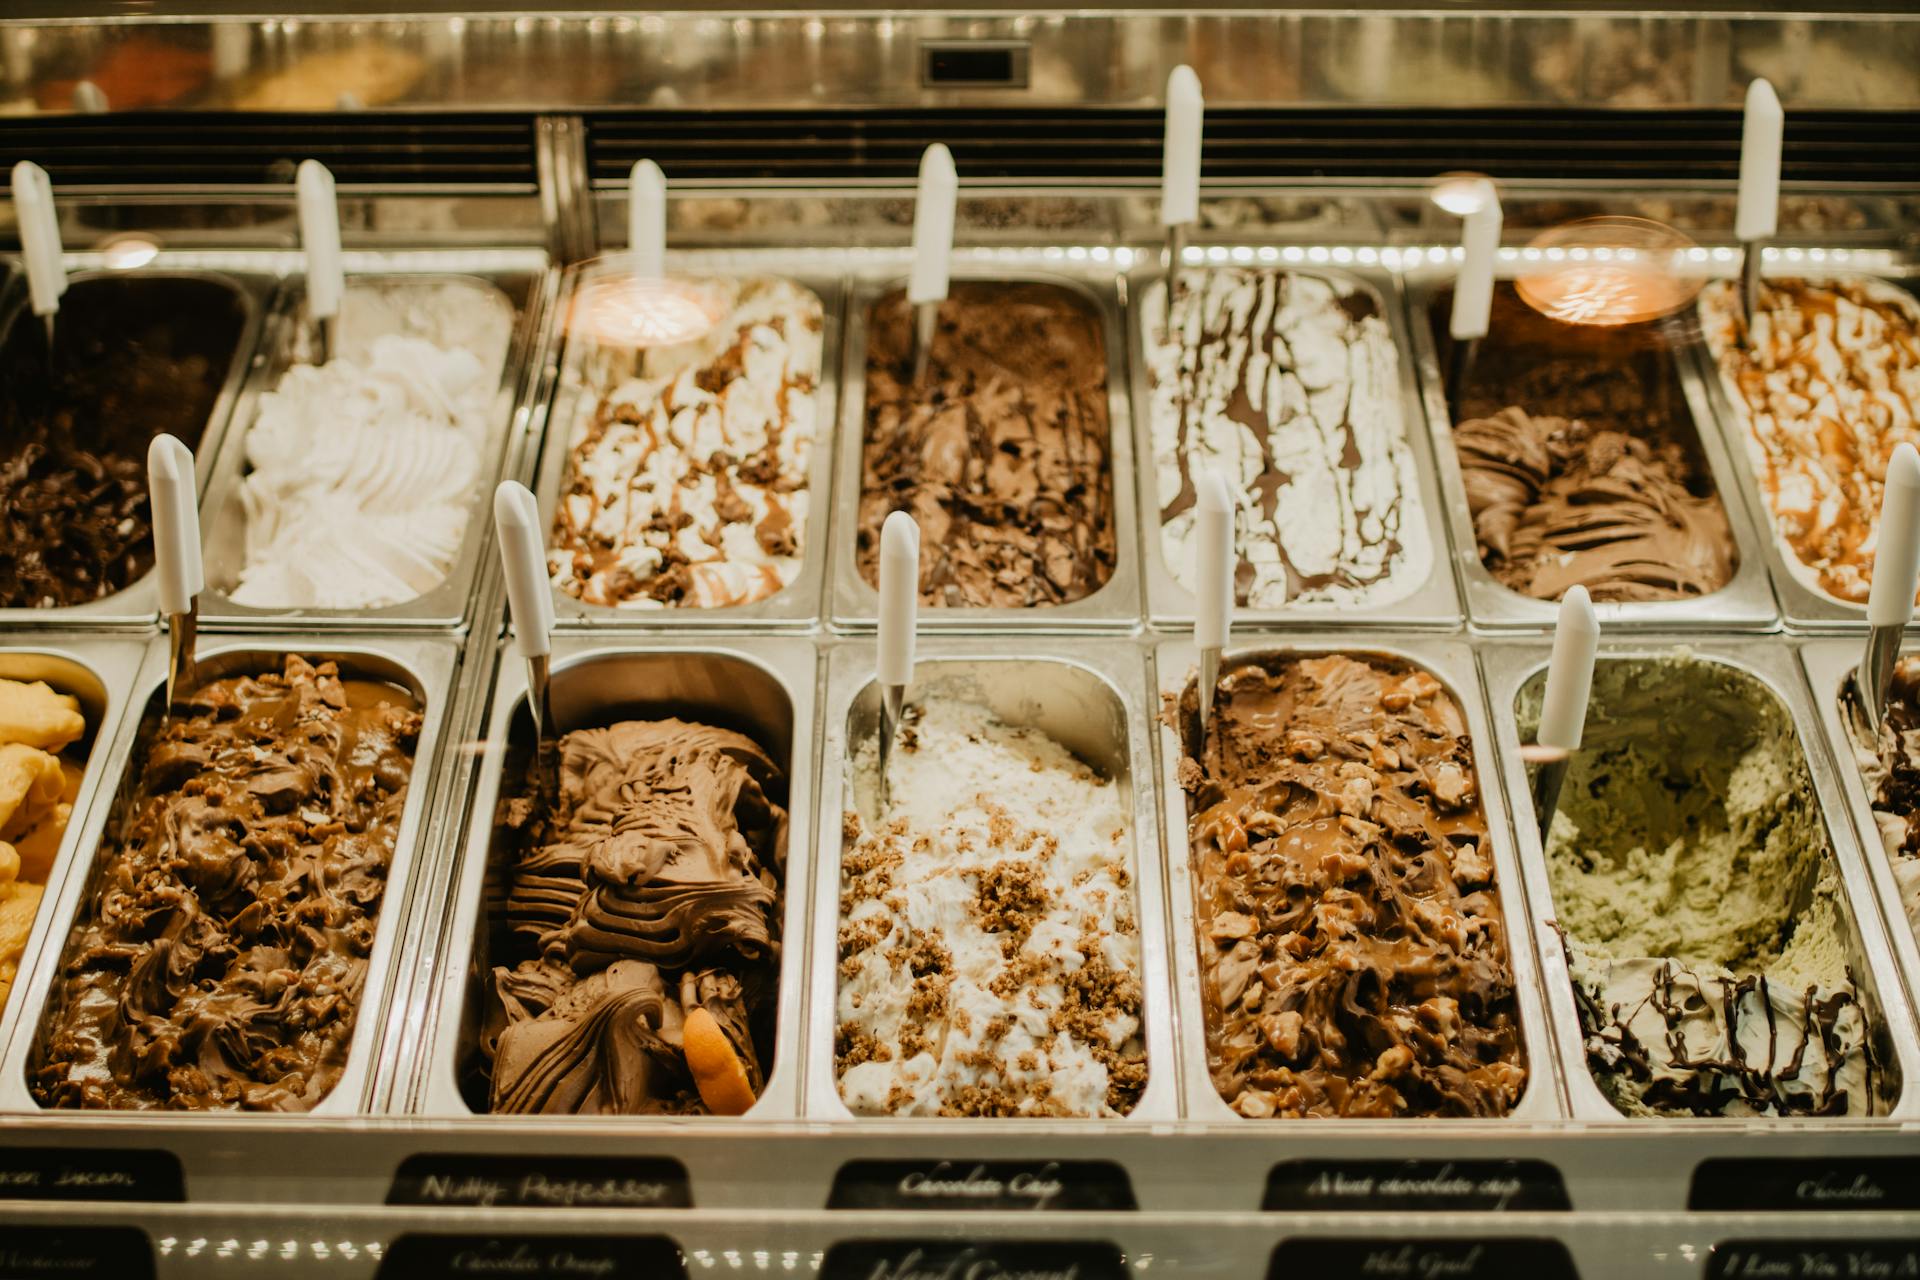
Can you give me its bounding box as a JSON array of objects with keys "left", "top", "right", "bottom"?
[
  {"left": 1430, "top": 171, "right": 1495, "bottom": 216},
  {"left": 1514, "top": 216, "right": 1705, "bottom": 327},
  {"left": 569, "top": 267, "right": 733, "bottom": 348},
  {"left": 97, "top": 232, "right": 160, "bottom": 269}
]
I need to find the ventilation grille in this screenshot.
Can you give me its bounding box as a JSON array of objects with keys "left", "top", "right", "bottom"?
[
  {"left": 0, "top": 113, "right": 538, "bottom": 187},
  {"left": 588, "top": 107, "right": 1920, "bottom": 186}
]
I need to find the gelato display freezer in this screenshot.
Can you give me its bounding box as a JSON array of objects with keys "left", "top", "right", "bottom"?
[{"left": 1, "top": 4, "right": 1919, "bottom": 1278}]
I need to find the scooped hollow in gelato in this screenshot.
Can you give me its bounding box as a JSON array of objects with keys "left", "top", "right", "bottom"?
[
  {"left": 550, "top": 277, "right": 824, "bottom": 610},
  {"left": 1699, "top": 276, "right": 1920, "bottom": 605},
  {"left": 1524, "top": 652, "right": 1882, "bottom": 1118},
  {"left": 479, "top": 718, "right": 786, "bottom": 1116},
  {"left": 0, "top": 275, "right": 247, "bottom": 610},
  {"left": 1147, "top": 270, "right": 1430, "bottom": 610},
  {"left": 31, "top": 656, "right": 421, "bottom": 1111},
  {"left": 0, "top": 678, "right": 88, "bottom": 1014},
  {"left": 856, "top": 282, "right": 1116, "bottom": 608},
  {"left": 229, "top": 279, "right": 513, "bottom": 610},
  {"left": 1436, "top": 285, "right": 1735, "bottom": 602},
  {"left": 835, "top": 697, "right": 1146, "bottom": 1118},
  {"left": 1175, "top": 653, "right": 1527, "bottom": 1118}
]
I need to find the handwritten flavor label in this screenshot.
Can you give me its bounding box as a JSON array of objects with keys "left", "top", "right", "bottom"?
[
  {"left": 376, "top": 1234, "right": 685, "bottom": 1279},
  {"left": 1690, "top": 1159, "right": 1920, "bottom": 1212},
  {"left": 828, "top": 1160, "right": 1136, "bottom": 1211},
  {"left": 0, "top": 1227, "right": 155, "bottom": 1278},
  {"left": 1709, "top": 1240, "right": 1920, "bottom": 1278},
  {"left": 0, "top": 1148, "right": 184, "bottom": 1203},
  {"left": 821, "top": 1240, "right": 1127, "bottom": 1280},
  {"left": 1263, "top": 1159, "right": 1570, "bottom": 1213},
  {"left": 386, "top": 1155, "right": 691, "bottom": 1209},
  {"left": 1267, "top": 1238, "right": 1579, "bottom": 1280}
]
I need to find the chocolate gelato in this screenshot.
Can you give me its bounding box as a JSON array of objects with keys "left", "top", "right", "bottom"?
[
  {"left": 0, "top": 276, "right": 248, "bottom": 610},
  {"left": 1436, "top": 286, "right": 1735, "bottom": 603},
  {"left": 857, "top": 283, "right": 1116, "bottom": 608},
  {"left": 31, "top": 656, "right": 420, "bottom": 1111},
  {"left": 478, "top": 719, "right": 785, "bottom": 1116},
  {"left": 1175, "top": 654, "right": 1528, "bottom": 1119}
]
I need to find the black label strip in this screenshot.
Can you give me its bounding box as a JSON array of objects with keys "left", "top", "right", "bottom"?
[
  {"left": 387, "top": 1154, "right": 691, "bottom": 1209},
  {"left": 828, "top": 1160, "right": 1136, "bottom": 1212},
  {"left": 1691, "top": 1158, "right": 1920, "bottom": 1212},
  {"left": 1264, "top": 1159, "right": 1570, "bottom": 1213},
  {"left": 0, "top": 1148, "right": 183, "bottom": 1203},
  {"left": 377, "top": 1234, "right": 686, "bottom": 1279}
]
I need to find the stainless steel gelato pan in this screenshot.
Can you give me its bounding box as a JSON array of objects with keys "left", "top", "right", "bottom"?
[
  {"left": 1154, "top": 634, "right": 1561, "bottom": 1124},
  {"left": 1, "top": 633, "right": 457, "bottom": 1117},
  {"left": 413, "top": 637, "right": 815, "bottom": 1121},
  {"left": 808, "top": 638, "right": 1179, "bottom": 1121},
  {"left": 1481, "top": 636, "right": 1919, "bottom": 1123}
]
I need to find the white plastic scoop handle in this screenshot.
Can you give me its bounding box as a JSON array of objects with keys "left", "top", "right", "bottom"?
[
  {"left": 1870, "top": 443, "right": 1920, "bottom": 629},
  {"left": 494, "top": 481, "right": 554, "bottom": 661},
  {"left": 1737, "top": 79, "right": 1783, "bottom": 245},
  {"left": 1194, "top": 470, "right": 1234, "bottom": 651},
  {"left": 147, "top": 434, "right": 203, "bottom": 618},
  {"left": 1161, "top": 65, "right": 1202, "bottom": 231},
  {"left": 908, "top": 144, "right": 958, "bottom": 308},
  {"left": 1449, "top": 185, "right": 1502, "bottom": 343},
  {"left": 297, "top": 159, "right": 344, "bottom": 324},
  {"left": 878, "top": 511, "right": 920, "bottom": 688},
  {"left": 12, "top": 161, "right": 65, "bottom": 318},
  {"left": 629, "top": 159, "right": 666, "bottom": 279},
  {"left": 1538, "top": 585, "right": 1599, "bottom": 753}
]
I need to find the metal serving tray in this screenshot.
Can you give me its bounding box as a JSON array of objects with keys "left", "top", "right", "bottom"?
[
  {"left": 197, "top": 261, "right": 555, "bottom": 633},
  {"left": 1402, "top": 268, "right": 1779, "bottom": 633},
  {"left": 829, "top": 268, "right": 1143, "bottom": 633},
  {"left": 528, "top": 256, "right": 843, "bottom": 632},
  {"left": 1, "top": 633, "right": 458, "bottom": 1116},
  {"left": 1684, "top": 268, "right": 1920, "bottom": 634},
  {"left": 414, "top": 636, "right": 816, "bottom": 1120},
  {"left": 1130, "top": 262, "right": 1462, "bottom": 631},
  {"left": 1802, "top": 639, "right": 1920, "bottom": 1023},
  {"left": 0, "top": 638, "right": 145, "bottom": 1077},
  {"left": 0, "top": 267, "right": 269, "bottom": 630},
  {"left": 808, "top": 638, "right": 1180, "bottom": 1120},
  {"left": 1153, "top": 635, "right": 1561, "bottom": 1123},
  {"left": 1481, "top": 636, "right": 1920, "bottom": 1123}
]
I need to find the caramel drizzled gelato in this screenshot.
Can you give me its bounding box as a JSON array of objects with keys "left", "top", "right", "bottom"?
[
  {"left": 1175, "top": 653, "right": 1527, "bottom": 1118},
  {"left": 482, "top": 719, "right": 785, "bottom": 1115},
  {"left": 1700, "top": 276, "right": 1920, "bottom": 606},
  {"left": 32, "top": 657, "right": 420, "bottom": 1111}
]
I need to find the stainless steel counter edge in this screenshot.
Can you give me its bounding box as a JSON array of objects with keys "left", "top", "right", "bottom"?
[
  {"left": 1131, "top": 262, "right": 1463, "bottom": 632},
  {"left": 1800, "top": 640, "right": 1920, "bottom": 1027},
  {"left": 1479, "top": 635, "right": 1920, "bottom": 1126},
  {"left": 808, "top": 637, "right": 1179, "bottom": 1122},
  {"left": 1151, "top": 634, "right": 1564, "bottom": 1125},
  {"left": 412, "top": 635, "right": 817, "bottom": 1122},
  {"left": 1400, "top": 266, "right": 1780, "bottom": 634},
  {"left": 535, "top": 256, "right": 845, "bottom": 632},
  {"left": 0, "top": 636, "right": 148, "bottom": 1079},
  {"left": 0, "top": 632, "right": 460, "bottom": 1118},
  {"left": 828, "top": 265, "right": 1144, "bottom": 633},
  {"left": 194, "top": 257, "right": 558, "bottom": 633},
  {"left": 0, "top": 266, "right": 272, "bottom": 630},
  {"left": 1681, "top": 268, "right": 1920, "bottom": 634}
]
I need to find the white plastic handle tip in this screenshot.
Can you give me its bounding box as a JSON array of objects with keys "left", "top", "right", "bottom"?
[
  {"left": 1194, "top": 470, "right": 1235, "bottom": 650},
  {"left": 146, "top": 434, "right": 202, "bottom": 617},
  {"left": 1449, "top": 186, "right": 1503, "bottom": 343},
  {"left": 1538, "top": 585, "right": 1600, "bottom": 753},
  {"left": 1737, "top": 79, "right": 1784, "bottom": 244},
  {"left": 494, "top": 481, "right": 555, "bottom": 660},
  {"left": 628, "top": 159, "right": 666, "bottom": 280},
  {"left": 1869, "top": 443, "right": 1920, "bottom": 628},
  {"left": 296, "top": 159, "right": 344, "bottom": 323},
  {"left": 877, "top": 511, "right": 920, "bottom": 687},
  {"left": 908, "top": 144, "right": 958, "bottom": 307},
  {"left": 12, "top": 161, "right": 65, "bottom": 318},
  {"left": 1161, "top": 65, "right": 1203, "bottom": 230}
]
